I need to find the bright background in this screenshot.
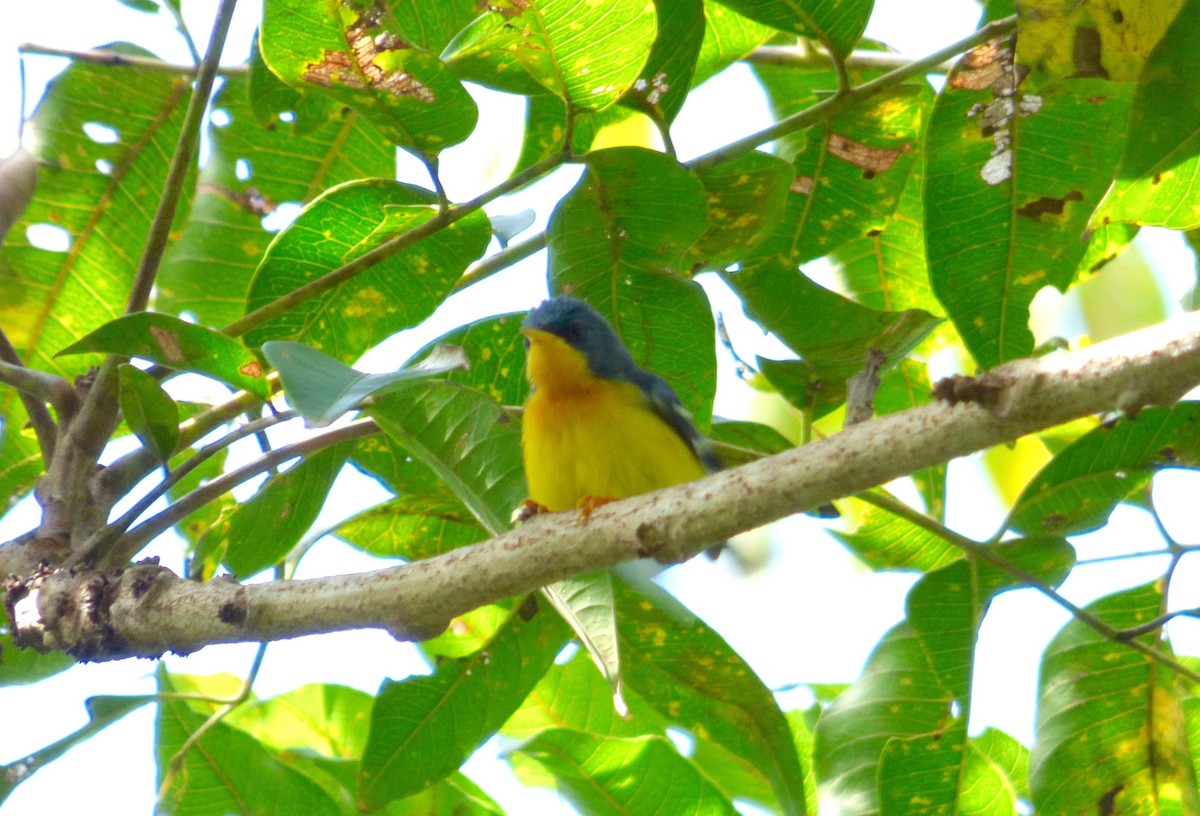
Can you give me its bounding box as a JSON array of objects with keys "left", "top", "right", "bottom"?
[{"left": 1, "top": 1, "right": 1198, "bottom": 813}]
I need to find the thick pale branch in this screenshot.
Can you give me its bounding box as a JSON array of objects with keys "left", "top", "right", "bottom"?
[{"left": 7, "top": 310, "right": 1200, "bottom": 661}]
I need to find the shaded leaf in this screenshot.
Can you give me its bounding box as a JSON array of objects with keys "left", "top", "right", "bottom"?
[
  {"left": 724, "top": 258, "right": 940, "bottom": 417},
  {"left": 0, "top": 633, "right": 74, "bottom": 686},
  {"left": 548, "top": 146, "right": 715, "bottom": 424},
  {"left": 693, "top": 1, "right": 776, "bottom": 86},
  {"left": 58, "top": 312, "right": 270, "bottom": 399},
  {"left": 832, "top": 496, "right": 960, "bottom": 572},
  {"left": 263, "top": 340, "right": 467, "bottom": 426},
  {"left": 410, "top": 312, "right": 529, "bottom": 407},
  {"left": 243, "top": 180, "right": 490, "bottom": 360},
  {"left": 688, "top": 150, "right": 794, "bottom": 269},
  {"left": 357, "top": 606, "right": 570, "bottom": 807},
  {"left": 620, "top": 0, "right": 705, "bottom": 126},
  {"left": 260, "top": 0, "right": 478, "bottom": 155},
  {"left": 213, "top": 441, "right": 353, "bottom": 578},
  {"left": 332, "top": 496, "right": 486, "bottom": 561},
  {"left": 1008, "top": 403, "right": 1200, "bottom": 536},
  {"left": 1030, "top": 582, "right": 1200, "bottom": 814},
  {"left": 118, "top": 363, "right": 180, "bottom": 465}
]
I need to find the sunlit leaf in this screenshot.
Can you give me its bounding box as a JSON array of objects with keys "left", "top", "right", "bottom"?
[
  {"left": 243, "top": 179, "right": 490, "bottom": 360},
  {"left": 357, "top": 606, "right": 570, "bottom": 807},
  {"left": 260, "top": 0, "right": 478, "bottom": 155},
  {"left": 541, "top": 572, "right": 626, "bottom": 716},
  {"left": 719, "top": 0, "right": 874, "bottom": 57}
]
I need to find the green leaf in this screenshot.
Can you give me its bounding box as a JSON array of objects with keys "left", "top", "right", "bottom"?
[
  {"left": 0, "top": 633, "right": 74, "bottom": 686},
  {"left": 410, "top": 312, "right": 529, "bottom": 407},
  {"left": 332, "top": 492, "right": 486, "bottom": 561},
  {"left": 693, "top": 1, "right": 776, "bottom": 86},
  {"left": 263, "top": 340, "right": 467, "bottom": 426},
  {"left": 58, "top": 312, "right": 270, "bottom": 399},
  {"left": 541, "top": 572, "right": 626, "bottom": 715},
  {"left": 832, "top": 496, "right": 960, "bottom": 572},
  {"left": 0, "top": 48, "right": 192, "bottom": 503},
  {"left": 817, "top": 537, "right": 1073, "bottom": 815},
  {"left": 960, "top": 728, "right": 1030, "bottom": 814},
  {"left": 724, "top": 258, "right": 940, "bottom": 417},
  {"left": 515, "top": 730, "right": 740, "bottom": 815},
  {"left": 390, "top": 0, "right": 481, "bottom": 52},
  {"left": 750, "top": 78, "right": 930, "bottom": 266},
  {"left": 620, "top": 0, "right": 705, "bottom": 126},
  {"left": 1030, "top": 582, "right": 1200, "bottom": 814},
  {"left": 215, "top": 441, "right": 353, "bottom": 578},
  {"left": 357, "top": 605, "right": 570, "bottom": 807},
  {"left": 366, "top": 381, "right": 524, "bottom": 535},
  {"left": 833, "top": 146, "right": 940, "bottom": 315},
  {"left": 688, "top": 150, "right": 795, "bottom": 269},
  {"left": 548, "top": 146, "right": 715, "bottom": 425},
  {"left": 117, "top": 364, "right": 179, "bottom": 466},
  {"left": 225, "top": 682, "right": 372, "bottom": 758},
  {"left": 718, "top": 0, "right": 874, "bottom": 57},
  {"left": 115, "top": 0, "right": 160, "bottom": 11},
  {"left": 244, "top": 180, "right": 490, "bottom": 360},
  {"left": 925, "top": 36, "right": 1133, "bottom": 368},
  {"left": 1008, "top": 403, "right": 1200, "bottom": 536},
  {"left": 615, "top": 577, "right": 808, "bottom": 815},
  {"left": 444, "top": 0, "right": 657, "bottom": 111},
  {"left": 260, "top": 0, "right": 478, "bottom": 155},
  {"left": 384, "top": 774, "right": 504, "bottom": 816},
  {"left": 514, "top": 94, "right": 635, "bottom": 173},
  {"left": 707, "top": 417, "right": 793, "bottom": 467},
  {"left": 0, "top": 695, "right": 152, "bottom": 805},
  {"left": 157, "top": 668, "right": 341, "bottom": 816},
  {"left": 157, "top": 74, "right": 394, "bottom": 328},
  {"left": 1092, "top": 0, "right": 1200, "bottom": 230}
]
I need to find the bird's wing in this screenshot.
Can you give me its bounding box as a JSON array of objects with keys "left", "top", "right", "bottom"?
[{"left": 631, "top": 370, "right": 722, "bottom": 473}]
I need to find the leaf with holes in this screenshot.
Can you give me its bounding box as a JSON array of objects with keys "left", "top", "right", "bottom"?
[
  {"left": 547, "top": 146, "right": 715, "bottom": 425},
  {"left": 260, "top": 0, "right": 478, "bottom": 156},
  {"left": 243, "top": 180, "right": 490, "bottom": 361},
  {"left": 925, "top": 36, "right": 1133, "bottom": 369}
]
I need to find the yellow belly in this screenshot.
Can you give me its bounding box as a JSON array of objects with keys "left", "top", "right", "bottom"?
[{"left": 522, "top": 380, "right": 706, "bottom": 512}]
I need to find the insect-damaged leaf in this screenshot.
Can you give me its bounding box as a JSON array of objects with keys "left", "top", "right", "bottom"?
[
  {"left": 260, "top": 0, "right": 477, "bottom": 156},
  {"left": 924, "top": 36, "right": 1132, "bottom": 369},
  {"left": 58, "top": 312, "right": 270, "bottom": 399}
]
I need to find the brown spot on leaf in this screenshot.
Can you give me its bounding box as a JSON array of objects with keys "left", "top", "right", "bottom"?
[
  {"left": 149, "top": 325, "right": 185, "bottom": 363},
  {"left": 950, "top": 39, "right": 1017, "bottom": 91},
  {"left": 239, "top": 361, "right": 264, "bottom": 378},
  {"left": 302, "top": 1, "right": 434, "bottom": 102},
  {"left": 198, "top": 182, "right": 276, "bottom": 216},
  {"left": 1098, "top": 784, "right": 1123, "bottom": 816},
  {"left": 828, "top": 133, "right": 908, "bottom": 177},
  {"left": 1072, "top": 27, "right": 1109, "bottom": 78},
  {"left": 790, "top": 175, "right": 814, "bottom": 195},
  {"left": 1112, "top": 9, "right": 1124, "bottom": 24},
  {"left": 1017, "top": 190, "right": 1084, "bottom": 219},
  {"left": 1153, "top": 172, "right": 1163, "bottom": 185},
  {"left": 1087, "top": 95, "right": 1107, "bottom": 104}
]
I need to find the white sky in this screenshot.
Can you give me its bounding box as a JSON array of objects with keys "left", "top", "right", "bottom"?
[{"left": 2, "top": 2, "right": 1198, "bottom": 814}]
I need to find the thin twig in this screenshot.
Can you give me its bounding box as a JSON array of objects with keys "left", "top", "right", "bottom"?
[
  {"left": 452, "top": 232, "right": 548, "bottom": 293},
  {"left": 0, "top": 332, "right": 68, "bottom": 463},
  {"left": 18, "top": 43, "right": 247, "bottom": 75},
  {"left": 691, "top": 15, "right": 1017, "bottom": 170},
  {"left": 860, "top": 489, "right": 1200, "bottom": 684},
  {"left": 82, "top": 411, "right": 299, "bottom": 568},
  {"left": 747, "top": 44, "right": 955, "bottom": 74},
  {"left": 110, "top": 419, "right": 380, "bottom": 564},
  {"left": 221, "top": 151, "right": 570, "bottom": 339}
]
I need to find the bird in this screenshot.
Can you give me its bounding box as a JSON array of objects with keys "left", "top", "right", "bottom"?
[{"left": 518, "top": 296, "right": 723, "bottom": 553}]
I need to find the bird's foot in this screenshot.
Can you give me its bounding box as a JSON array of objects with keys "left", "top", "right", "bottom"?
[
  {"left": 512, "top": 499, "right": 549, "bottom": 524},
  {"left": 576, "top": 495, "right": 615, "bottom": 522}
]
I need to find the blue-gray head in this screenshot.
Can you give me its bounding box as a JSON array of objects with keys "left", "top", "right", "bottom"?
[{"left": 522, "top": 297, "right": 639, "bottom": 380}]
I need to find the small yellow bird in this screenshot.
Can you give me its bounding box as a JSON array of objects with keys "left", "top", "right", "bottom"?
[{"left": 519, "top": 296, "right": 721, "bottom": 526}]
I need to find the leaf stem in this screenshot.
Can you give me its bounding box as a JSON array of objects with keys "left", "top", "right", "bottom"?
[
  {"left": 221, "top": 151, "right": 570, "bottom": 340},
  {"left": 859, "top": 489, "right": 1200, "bottom": 684},
  {"left": 0, "top": 328, "right": 73, "bottom": 462},
  {"left": 17, "top": 43, "right": 247, "bottom": 75},
  {"left": 691, "top": 15, "right": 1017, "bottom": 171}
]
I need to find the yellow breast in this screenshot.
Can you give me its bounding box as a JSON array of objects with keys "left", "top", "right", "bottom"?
[{"left": 521, "top": 330, "right": 705, "bottom": 512}]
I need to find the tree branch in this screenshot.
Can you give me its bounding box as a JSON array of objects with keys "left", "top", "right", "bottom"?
[
  {"left": 18, "top": 43, "right": 247, "bottom": 76},
  {"left": 7, "top": 309, "right": 1200, "bottom": 661}
]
